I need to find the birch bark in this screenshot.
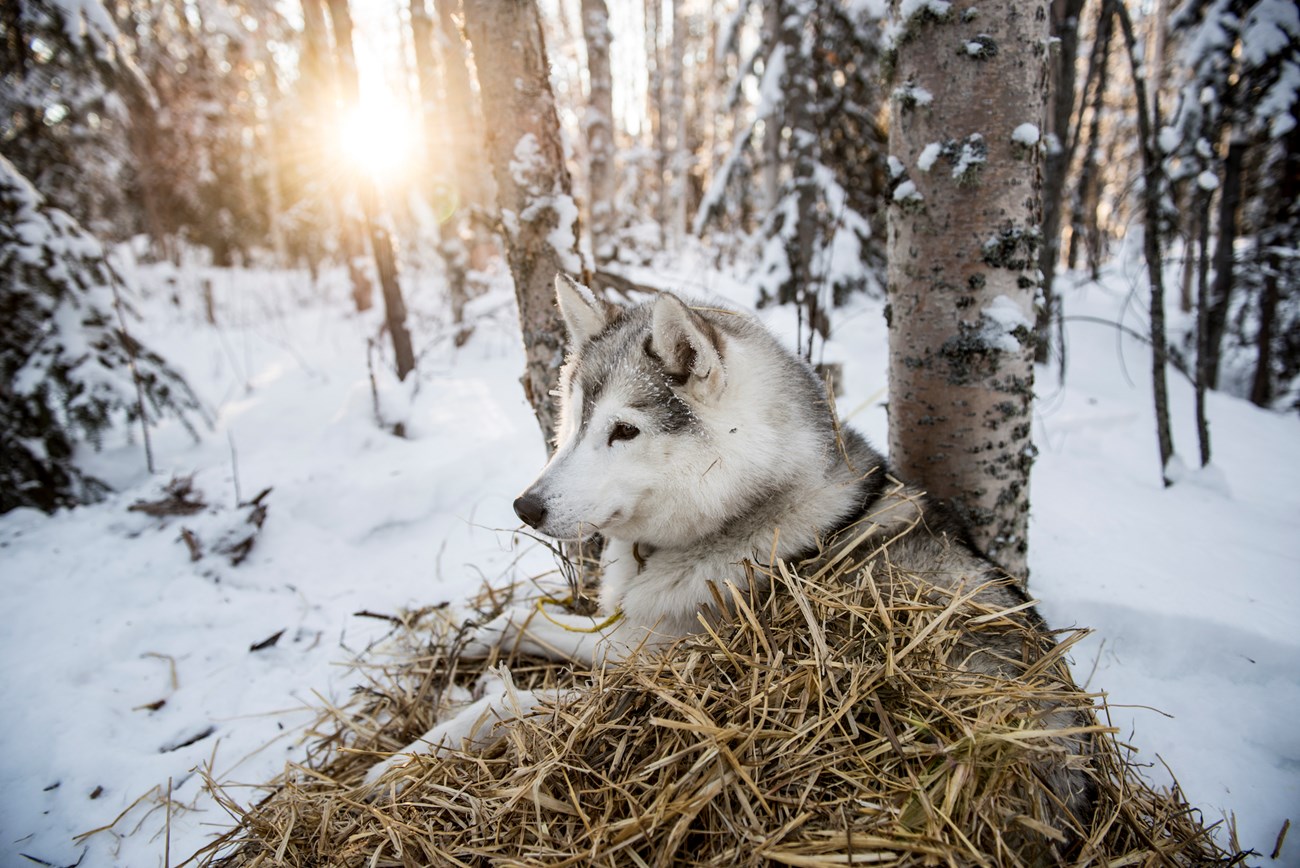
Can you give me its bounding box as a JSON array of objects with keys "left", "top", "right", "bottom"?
[
  {"left": 461, "top": 0, "right": 587, "bottom": 448},
  {"left": 886, "top": 0, "right": 1050, "bottom": 578}
]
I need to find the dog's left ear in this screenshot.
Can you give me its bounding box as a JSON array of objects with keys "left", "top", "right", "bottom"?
[
  {"left": 555, "top": 274, "right": 614, "bottom": 347},
  {"left": 649, "top": 294, "right": 725, "bottom": 399}
]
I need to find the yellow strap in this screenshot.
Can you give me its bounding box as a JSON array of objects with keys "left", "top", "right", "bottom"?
[{"left": 534, "top": 596, "right": 624, "bottom": 633}]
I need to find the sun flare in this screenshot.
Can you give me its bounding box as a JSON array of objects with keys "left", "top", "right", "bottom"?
[{"left": 334, "top": 98, "right": 417, "bottom": 185}]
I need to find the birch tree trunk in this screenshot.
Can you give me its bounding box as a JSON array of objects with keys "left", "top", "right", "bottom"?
[
  {"left": 581, "top": 0, "right": 617, "bottom": 265},
  {"left": 886, "top": 0, "right": 1050, "bottom": 579},
  {"left": 461, "top": 0, "right": 587, "bottom": 449}
]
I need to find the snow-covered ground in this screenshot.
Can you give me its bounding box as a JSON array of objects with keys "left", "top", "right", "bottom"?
[{"left": 1, "top": 248, "right": 1296, "bottom": 866}]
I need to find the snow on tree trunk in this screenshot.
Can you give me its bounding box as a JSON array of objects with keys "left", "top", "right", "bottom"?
[
  {"left": 885, "top": 0, "right": 1049, "bottom": 579},
  {"left": 461, "top": 0, "right": 587, "bottom": 450},
  {"left": 581, "top": 0, "right": 617, "bottom": 266}
]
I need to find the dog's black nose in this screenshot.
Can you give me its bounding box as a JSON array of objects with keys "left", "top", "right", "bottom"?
[{"left": 513, "top": 493, "right": 547, "bottom": 529}]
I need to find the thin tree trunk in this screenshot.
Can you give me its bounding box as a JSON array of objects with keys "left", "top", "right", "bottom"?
[
  {"left": 328, "top": 0, "right": 414, "bottom": 376},
  {"left": 1251, "top": 267, "right": 1279, "bottom": 408},
  {"left": 1148, "top": 0, "right": 1169, "bottom": 107},
  {"left": 433, "top": 0, "right": 492, "bottom": 213},
  {"left": 582, "top": 0, "right": 617, "bottom": 265},
  {"left": 1251, "top": 121, "right": 1300, "bottom": 407},
  {"left": 1179, "top": 212, "right": 1198, "bottom": 313},
  {"left": 761, "top": 0, "right": 781, "bottom": 213},
  {"left": 461, "top": 0, "right": 587, "bottom": 449},
  {"left": 667, "top": 0, "right": 689, "bottom": 245},
  {"left": 364, "top": 188, "right": 417, "bottom": 381},
  {"left": 886, "top": 0, "right": 1049, "bottom": 579},
  {"left": 1036, "top": 0, "right": 1087, "bottom": 364},
  {"left": 1112, "top": 0, "right": 1174, "bottom": 485},
  {"left": 409, "top": 0, "right": 471, "bottom": 331},
  {"left": 1205, "top": 131, "right": 1246, "bottom": 390},
  {"left": 321, "top": 0, "right": 375, "bottom": 312},
  {"left": 647, "top": 0, "right": 667, "bottom": 245},
  {"left": 1194, "top": 189, "right": 1212, "bottom": 466},
  {"left": 408, "top": 0, "right": 444, "bottom": 170},
  {"left": 1066, "top": 0, "right": 1118, "bottom": 278},
  {"left": 778, "top": 1, "right": 821, "bottom": 361}
]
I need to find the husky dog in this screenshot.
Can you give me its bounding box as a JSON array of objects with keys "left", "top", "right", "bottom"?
[
  {"left": 366, "top": 275, "right": 1093, "bottom": 837},
  {"left": 490, "top": 276, "right": 1051, "bottom": 669}
]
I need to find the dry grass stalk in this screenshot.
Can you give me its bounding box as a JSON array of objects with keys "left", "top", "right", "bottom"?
[{"left": 196, "top": 533, "right": 1246, "bottom": 868}]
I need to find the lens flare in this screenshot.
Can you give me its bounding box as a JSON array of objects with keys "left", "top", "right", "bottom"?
[{"left": 335, "top": 97, "right": 416, "bottom": 185}]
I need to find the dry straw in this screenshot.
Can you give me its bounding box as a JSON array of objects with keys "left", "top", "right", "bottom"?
[{"left": 198, "top": 530, "right": 1245, "bottom": 867}]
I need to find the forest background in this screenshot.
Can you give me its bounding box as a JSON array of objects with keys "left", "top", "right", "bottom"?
[{"left": 1, "top": 0, "right": 1298, "bottom": 864}]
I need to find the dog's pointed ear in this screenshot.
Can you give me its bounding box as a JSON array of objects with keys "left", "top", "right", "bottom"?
[
  {"left": 555, "top": 274, "right": 613, "bottom": 347},
  {"left": 649, "top": 294, "right": 725, "bottom": 398}
]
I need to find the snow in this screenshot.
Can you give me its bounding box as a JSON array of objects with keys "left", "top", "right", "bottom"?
[
  {"left": 1197, "top": 169, "right": 1221, "bottom": 191},
  {"left": 979, "top": 293, "right": 1033, "bottom": 352},
  {"left": 916, "top": 142, "right": 942, "bottom": 172},
  {"left": 950, "top": 133, "right": 987, "bottom": 180},
  {"left": 892, "top": 179, "right": 923, "bottom": 203},
  {"left": 891, "top": 81, "right": 934, "bottom": 108},
  {"left": 899, "top": 0, "right": 951, "bottom": 22},
  {"left": 1239, "top": 0, "right": 1299, "bottom": 69},
  {"left": 1011, "top": 122, "right": 1040, "bottom": 146},
  {"left": 505, "top": 134, "right": 584, "bottom": 274},
  {"left": 1158, "top": 124, "right": 1182, "bottom": 154},
  {"left": 509, "top": 133, "right": 543, "bottom": 188},
  {"left": 1, "top": 250, "right": 1298, "bottom": 866},
  {"left": 757, "top": 44, "right": 787, "bottom": 121}
]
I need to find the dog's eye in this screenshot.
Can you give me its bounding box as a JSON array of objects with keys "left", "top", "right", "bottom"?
[{"left": 608, "top": 422, "right": 640, "bottom": 446}]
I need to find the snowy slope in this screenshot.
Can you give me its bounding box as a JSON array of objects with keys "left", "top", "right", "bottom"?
[{"left": 0, "top": 250, "right": 1296, "bottom": 866}]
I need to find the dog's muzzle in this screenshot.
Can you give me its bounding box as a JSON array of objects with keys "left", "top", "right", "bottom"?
[{"left": 513, "top": 493, "right": 546, "bottom": 529}]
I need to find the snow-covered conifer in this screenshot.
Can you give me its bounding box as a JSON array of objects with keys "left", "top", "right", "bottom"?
[{"left": 1, "top": 157, "right": 202, "bottom": 514}]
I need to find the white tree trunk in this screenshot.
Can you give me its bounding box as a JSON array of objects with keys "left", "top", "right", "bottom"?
[{"left": 886, "top": 0, "right": 1050, "bottom": 579}]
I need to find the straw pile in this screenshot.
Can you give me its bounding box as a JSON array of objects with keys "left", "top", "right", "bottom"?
[{"left": 203, "top": 537, "right": 1243, "bottom": 867}]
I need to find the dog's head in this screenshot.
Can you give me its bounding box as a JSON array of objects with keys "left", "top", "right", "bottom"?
[{"left": 513, "top": 275, "right": 738, "bottom": 547}]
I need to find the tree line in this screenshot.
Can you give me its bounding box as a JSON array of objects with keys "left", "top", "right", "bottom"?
[{"left": 2, "top": 0, "right": 1296, "bottom": 574}]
